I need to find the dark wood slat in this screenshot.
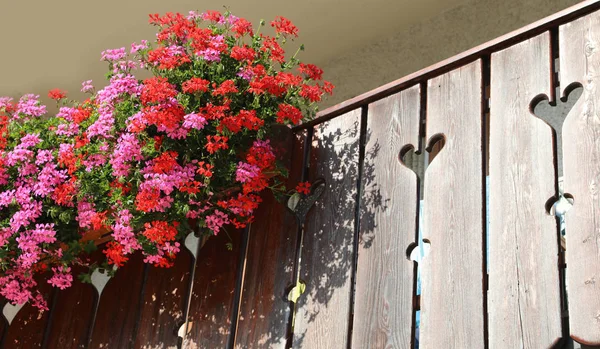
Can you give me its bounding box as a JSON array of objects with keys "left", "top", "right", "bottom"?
[
  {"left": 420, "top": 61, "right": 485, "bottom": 348},
  {"left": 489, "top": 32, "right": 562, "bottom": 348},
  {"left": 44, "top": 265, "right": 97, "bottom": 349},
  {"left": 182, "top": 229, "right": 242, "bottom": 348},
  {"left": 295, "top": 0, "right": 600, "bottom": 130},
  {"left": 292, "top": 109, "right": 362, "bottom": 348},
  {"left": 234, "top": 129, "right": 301, "bottom": 348},
  {"left": 133, "top": 250, "right": 193, "bottom": 348},
  {"left": 351, "top": 85, "right": 420, "bottom": 348},
  {"left": 88, "top": 252, "right": 146, "bottom": 349},
  {"left": 0, "top": 305, "right": 7, "bottom": 348},
  {"left": 2, "top": 274, "right": 53, "bottom": 348},
  {"left": 560, "top": 11, "right": 600, "bottom": 346}
]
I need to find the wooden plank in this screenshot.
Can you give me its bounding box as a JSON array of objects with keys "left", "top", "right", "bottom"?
[
  {"left": 88, "top": 252, "right": 146, "bottom": 348},
  {"left": 234, "top": 129, "right": 302, "bottom": 348},
  {"left": 351, "top": 85, "right": 420, "bottom": 349},
  {"left": 2, "top": 275, "right": 53, "bottom": 348},
  {"left": 0, "top": 305, "right": 7, "bottom": 348},
  {"left": 44, "top": 265, "right": 97, "bottom": 349},
  {"left": 292, "top": 108, "right": 362, "bottom": 348},
  {"left": 560, "top": 11, "right": 600, "bottom": 346},
  {"left": 420, "top": 61, "right": 484, "bottom": 348},
  {"left": 133, "top": 250, "right": 194, "bottom": 348},
  {"left": 296, "top": 0, "right": 600, "bottom": 130},
  {"left": 489, "top": 32, "right": 562, "bottom": 348},
  {"left": 182, "top": 229, "right": 242, "bottom": 348}
]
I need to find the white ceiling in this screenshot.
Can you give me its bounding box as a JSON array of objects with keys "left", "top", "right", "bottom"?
[{"left": 0, "top": 0, "right": 466, "bottom": 103}]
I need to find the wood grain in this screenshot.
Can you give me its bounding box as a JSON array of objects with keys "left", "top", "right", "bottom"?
[
  {"left": 420, "top": 61, "right": 485, "bottom": 348},
  {"left": 292, "top": 109, "right": 362, "bottom": 348},
  {"left": 44, "top": 265, "right": 97, "bottom": 349},
  {"left": 133, "top": 249, "right": 193, "bottom": 348},
  {"left": 2, "top": 274, "right": 53, "bottom": 349},
  {"left": 489, "top": 32, "right": 562, "bottom": 348},
  {"left": 560, "top": 11, "right": 600, "bottom": 346},
  {"left": 234, "top": 128, "right": 301, "bottom": 348},
  {"left": 351, "top": 85, "right": 420, "bottom": 349},
  {"left": 182, "top": 228, "right": 242, "bottom": 348},
  {"left": 88, "top": 252, "right": 146, "bottom": 349}
]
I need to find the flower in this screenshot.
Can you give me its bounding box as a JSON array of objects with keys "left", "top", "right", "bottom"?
[
  {"left": 296, "top": 181, "right": 311, "bottom": 195},
  {"left": 0, "top": 9, "right": 332, "bottom": 310},
  {"left": 270, "top": 16, "right": 299, "bottom": 37},
  {"left": 48, "top": 88, "right": 67, "bottom": 100}
]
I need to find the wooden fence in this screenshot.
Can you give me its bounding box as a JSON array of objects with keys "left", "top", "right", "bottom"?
[{"left": 2, "top": 1, "right": 600, "bottom": 348}]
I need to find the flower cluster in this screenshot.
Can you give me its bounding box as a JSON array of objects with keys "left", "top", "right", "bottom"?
[{"left": 0, "top": 10, "right": 332, "bottom": 310}]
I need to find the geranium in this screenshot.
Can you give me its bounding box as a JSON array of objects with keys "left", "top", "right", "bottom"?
[{"left": 0, "top": 9, "right": 332, "bottom": 311}]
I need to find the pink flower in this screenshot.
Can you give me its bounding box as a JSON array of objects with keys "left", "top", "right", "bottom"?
[
  {"left": 236, "top": 162, "right": 260, "bottom": 183},
  {"left": 101, "top": 47, "right": 126, "bottom": 62},
  {"left": 131, "top": 40, "right": 149, "bottom": 54},
  {"left": 182, "top": 113, "right": 207, "bottom": 130},
  {"left": 205, "top": 210, "right": 230, "bottom": 235},
  {"left": 15, "top": 94, "right": 46, "bottom": 119},
  {"left": 111, "top": 210, "right": 140, "bottom": 253},
  {"left": 81, "top": 80, "right": 94, "bottom": 93},
  {"left": 110, "top": 133, "right": 143, "bottom": 177},
  {"left": 48, "top": 266, "right": 73, "bottom": 290}
]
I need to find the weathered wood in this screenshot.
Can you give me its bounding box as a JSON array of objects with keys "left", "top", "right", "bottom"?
[
  {"left": 489, "top": 32, "right": 562, "bottom": 348},
  {"left": 234, "top": 129, "right": 301, "bottom": 348},
  {"left": 293, "top": 109, "right": 362, "bottom": 348},
  {"left": 2, "top": 274, "right": 53, "bottom": 348},
  {"left": 420, "top": 61, "right": 485, "bottom": 348},
  {"left": 351, "top": 85, "right": 420, "bottom": 349},
  {"left": 133, "top": 249, "right": 193, "bottom": 348},
  {"left": 44, "top": 265, "right": 97, "bottom": 349},
  {"left": 182, "top": 229, "right": 242, "bottom": 348},
  {"left": 88, "top": 252, "right": 146, "bottom": 349},
  {"left": 560, "top": 11, "right": 600, "bottom": 346}
]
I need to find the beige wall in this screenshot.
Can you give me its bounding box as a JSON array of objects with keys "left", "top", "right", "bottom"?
[{"left": 320, "top": 0, "right": 581, "bottom": 108}]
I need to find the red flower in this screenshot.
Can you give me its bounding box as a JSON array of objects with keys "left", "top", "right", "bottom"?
[
  {"left": 152, "top": 151, "right": 179, "bottom": 174},
  {"left": 298, "top": 63, "right": 324, "bottom": 80},
  {"left": 201, "top": 102, "right": 230, "bottom": 120},
  {"left": 52, "top": 180, "right": 77, "bottom": 206},
  {"left": 182, "top": 77, "right": 210, "bottom": 94},
  {"left": 72, "top": 107, "right": 92, "bottom": 124},
  {"left": 203, "top": 10, "right": 223, "bottom": 23},
  {"left": 261, "top": 36, "right": 285, "bottom": 63},
  {"left": 180, "top": 180, "right": 202, "bottom": 194},
  {"left": 135, "top": 188, "right": 161, "bottom": 212},
  {"left": 276, "top": 104, "right": 303, "bottom": 125},
  {"left": 232, "top": 18, "right": 253, "bottom": 37},
  {"left": 104, "top": 242, "right": 129, "bottom": 267},
  {"left": 270, "top": 16, "right": 299, "bottom": 37},
  {"left": 149, "top": 12, "right": 195, "bottom": 42},
  {"left": 321, "top": 81, "right": 335, "bottom": 95},
  {"left": 91, "top": 211, "right": 108, "bottom": 230},
  {"left": 296, "top": 181, "right": 311, "bottom": 195},
  {"left": 212, "top": 80, "right": 238, "bottom": 96},
  {"left": 142, "top": 220, "right": 178, "bottom": 245},
  {"left": 48, "top": 89, "right": 67, "bottom": 100},
  {"left": 143, "top": 103, "right": 185, "bottom": 132},
  {"left": 205, "top": 135, "right": 229, "bottom": 154},
  {"left": 197, "top": 161, "right": 214, "bottom": 178},
  {"left": 230, "top": 45, "right": 256, "bottom": 62},
  {"left": 300, "top": 84, "right": 323, "bottom": 103},
  {"left": 246, "top": 142, "right": 276, "bottom": 170},
  {"left": 276, "top": 72, "right": 302, "bottom": 87},
  {"left": 141, "top": 77, "right": 178, "bottom": 105},
  {"left": 148, "top": 46, "right": 191, "bottom": 70}
]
